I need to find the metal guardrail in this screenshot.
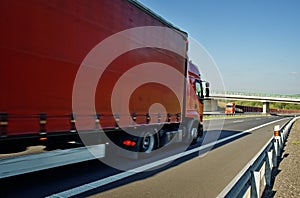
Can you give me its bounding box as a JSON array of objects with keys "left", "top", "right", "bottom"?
[{"left": 217, "top": 116, "right": 299, "bottom": 198}]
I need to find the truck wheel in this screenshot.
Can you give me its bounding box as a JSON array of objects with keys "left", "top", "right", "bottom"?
[
  {"left": 198, "top": 124, "right": 204, "bottom": 138},
  {"left": 141, "top": 132, "right": 156, "bottom": 153},
  {"left": 184, "top": 120, "right": 200, "bottom": 145},
  {"left": 191, "top": 127, "right": 198, "bottom": 144}
]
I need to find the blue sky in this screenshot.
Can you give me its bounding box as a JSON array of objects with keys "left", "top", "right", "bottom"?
[{"left": 138, "top": 0, "right": 300, "bottom": 95}]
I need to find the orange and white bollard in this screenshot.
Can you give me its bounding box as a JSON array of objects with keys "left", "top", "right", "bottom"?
[{"left": 274, "top": 125, "right": 281, "bottom": 158}]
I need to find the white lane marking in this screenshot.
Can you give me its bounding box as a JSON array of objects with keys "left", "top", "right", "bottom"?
[
  {"left": 256, "top": 118, "right": 261, "bottom": 120},
  {"left": 47, "top": 117, "right": 289, "bottom": 198},
  {"left": 232, "top": 120, "right": 244, "bottom": 123}
]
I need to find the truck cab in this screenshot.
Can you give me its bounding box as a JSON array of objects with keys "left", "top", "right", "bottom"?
[
  {"left": 225, "top": 102, "right": 236, "bottom": 115},
  {"left": 185, "top": 61, "right": 208, "bottom": 142}
]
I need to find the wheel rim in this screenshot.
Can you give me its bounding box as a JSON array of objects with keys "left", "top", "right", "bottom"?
[
  {"left": 191, "top": 127, "right": 198, "bottom": 139},
  {"left": 142, "top": 133, "right": 155, "bottom": 153}
]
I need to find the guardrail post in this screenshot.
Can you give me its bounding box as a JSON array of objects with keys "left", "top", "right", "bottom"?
[
  {"left": 281, "top": 129, "right": 285, "bottom": 141},
  {"left": 251, "top": 171, "right": 261, "bottom": 198},
  {"left": 283, "top": 128, "right": 288, "bottom": 140},
  {"left": 265, "top": 151, "right": 273, "bottom": 186},
  {"left": 273, "top": 140, "right": 278, "bottom": 167},
  {"left": 276, "top": 139, "right": 281, "bottom": 156}
]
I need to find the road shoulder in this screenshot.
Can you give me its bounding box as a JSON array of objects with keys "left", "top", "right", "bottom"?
[{"left": 263, "top": 119, "right": 300, "bottom": 197}]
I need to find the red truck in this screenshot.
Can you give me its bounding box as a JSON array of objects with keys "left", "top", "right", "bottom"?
[
  {"left": 0, "top": 0, "right": 209, "bottom": 155},
  {"left": 225, "top": 102, "right": 236, "bottom": 115}
]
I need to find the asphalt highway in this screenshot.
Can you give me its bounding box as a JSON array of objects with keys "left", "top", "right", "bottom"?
[{"left": 0, "top": 115, "right": 291, "bottom": 198}]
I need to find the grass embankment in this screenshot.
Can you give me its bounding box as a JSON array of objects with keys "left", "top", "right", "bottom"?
[{"left": 292, "top": 120, "right": 300, "bottom": 145}]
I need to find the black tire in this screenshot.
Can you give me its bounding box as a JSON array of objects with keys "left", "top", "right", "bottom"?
[
  {"left": 191, "top": 122, "right": 203, "bottom": 144},
  {"left": 140, "top": 132, "right": 156, "bottom": 154},
  {"left": 198, "top": 124, "right": 204, "bottom": 138},
  {"left": 191, "top": 127, "right": 198, "bottom": 145},
  {"left": 183, "top": 120, "right": 200, "bottom": 145}
]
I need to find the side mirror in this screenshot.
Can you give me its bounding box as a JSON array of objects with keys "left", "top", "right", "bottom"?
[
  {"left": 205, "top": 82, "right": 210, "bottom": 97},
  {"left": 205, "top": 87, "right": 210, "bottom": 97}
]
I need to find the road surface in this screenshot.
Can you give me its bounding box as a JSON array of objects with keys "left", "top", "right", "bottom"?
[{"left": 0, "top": 115, "right": 291, "bottom": 197}]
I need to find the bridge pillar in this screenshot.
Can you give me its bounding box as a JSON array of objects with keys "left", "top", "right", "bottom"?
[
  {"left": 204, "top": 99, "right": 218, "bottom": 112},
  {"left": 263, "top": 101, "right": 270, "bottom": 114}
]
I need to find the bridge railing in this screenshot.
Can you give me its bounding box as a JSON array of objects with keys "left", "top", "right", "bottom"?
[{"left": 210, "top": 90, "right": 300, "bottom": 99}]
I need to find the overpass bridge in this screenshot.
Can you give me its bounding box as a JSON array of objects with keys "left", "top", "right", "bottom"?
[{"left": 207, "top": 91, "right": 300, "bottom": 114}]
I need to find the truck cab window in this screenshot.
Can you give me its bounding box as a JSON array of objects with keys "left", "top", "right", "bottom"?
[{"left": 195, "top": 81, "right": 204, "bottom": 99}]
